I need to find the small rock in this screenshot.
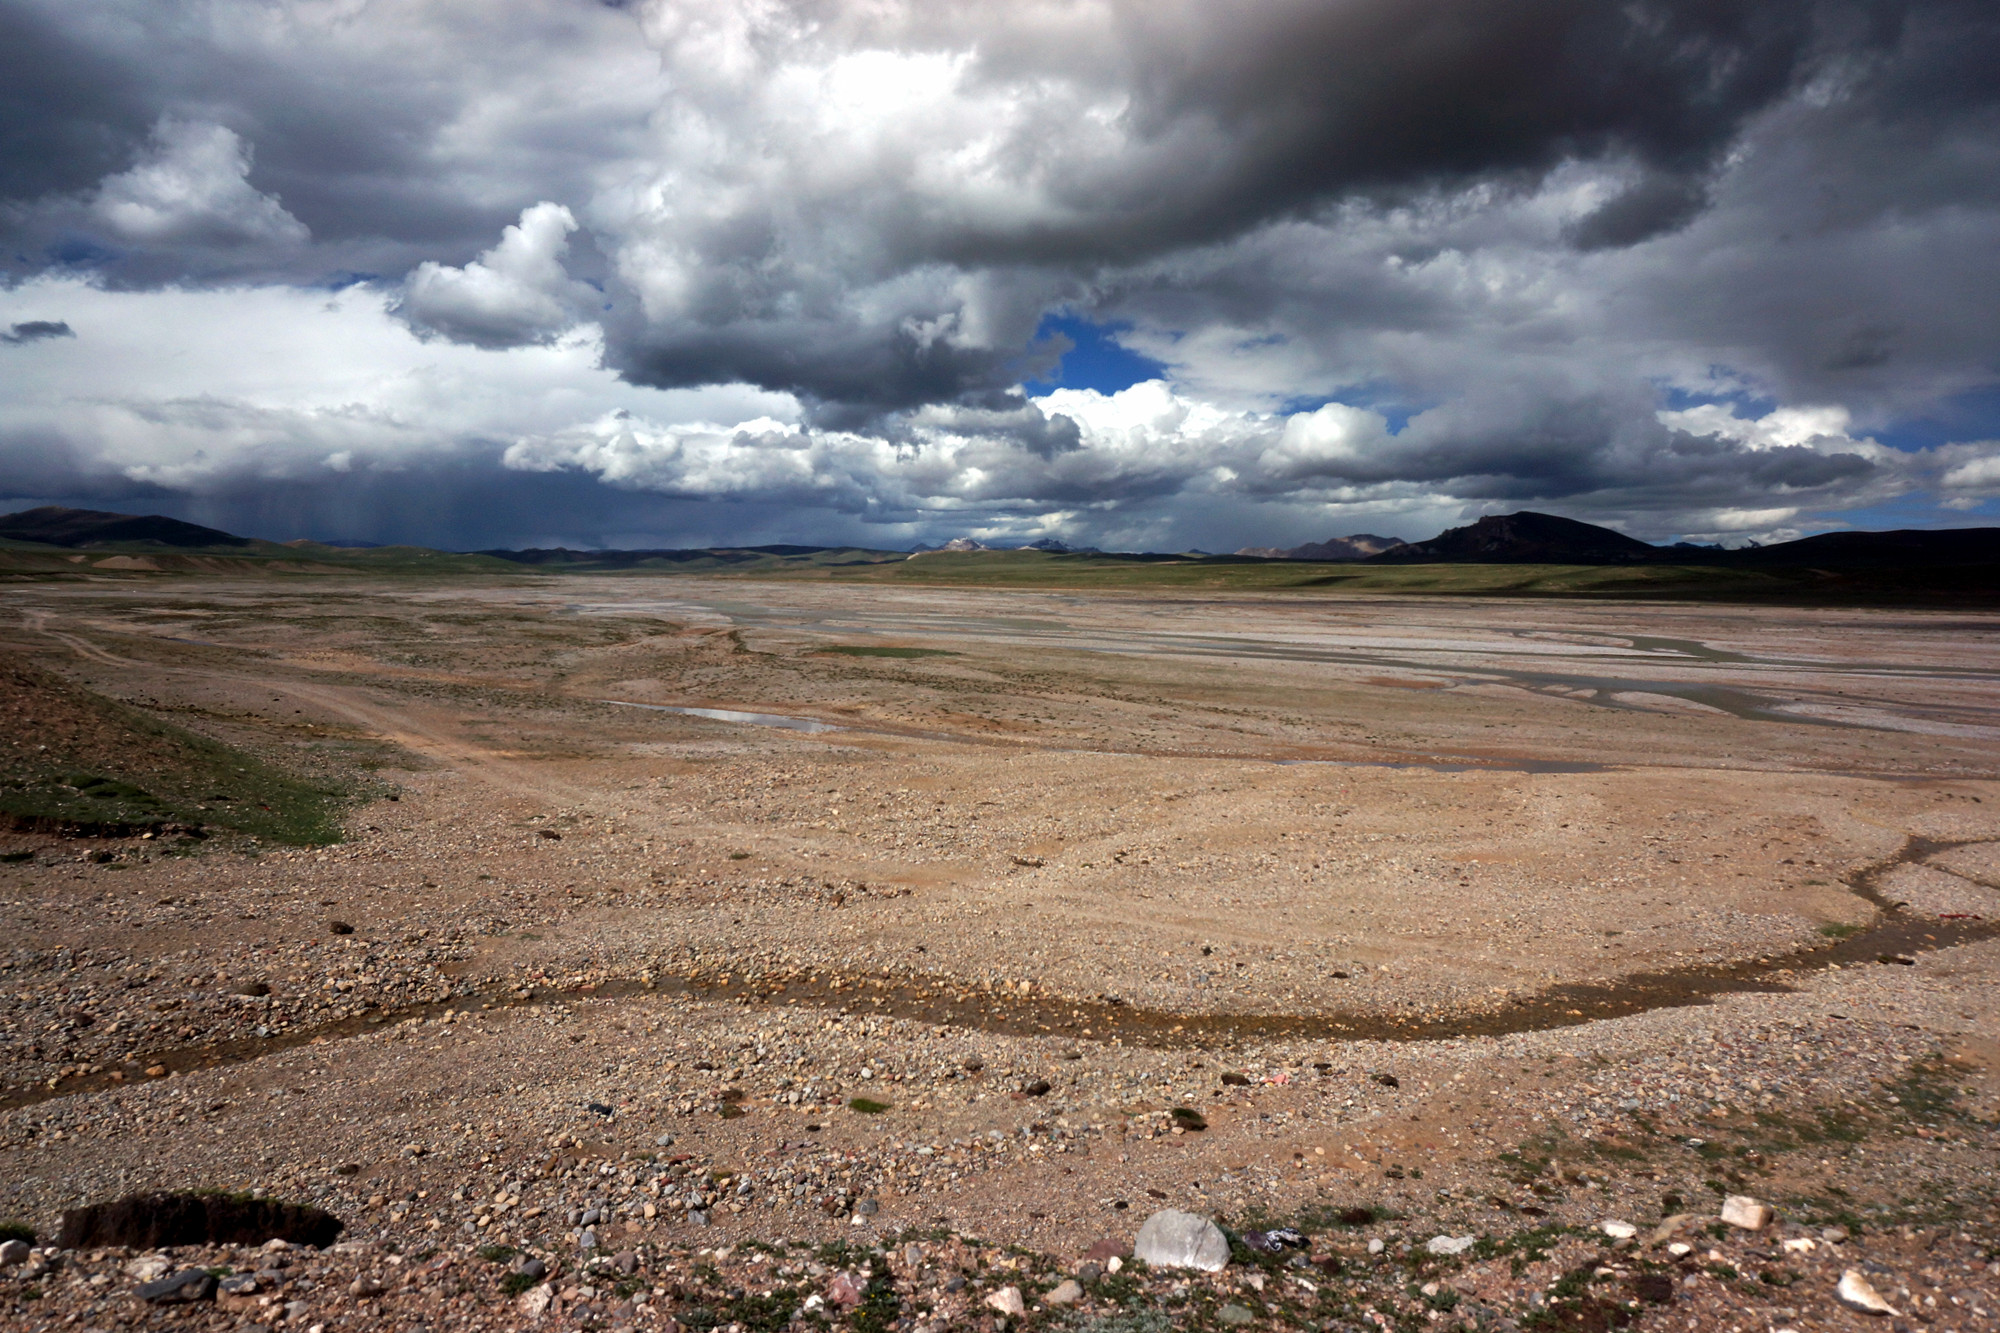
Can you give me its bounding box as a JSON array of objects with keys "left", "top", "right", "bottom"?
[
  {"left": 1720, "top": 1195, "right": 1772, "bottom": 1231},
  {"left": 1221, "top": 1072, "right": 1251, "bottom": 1087},
  {"left": 1372, "top": 1073, "right": 1399, "bottom": 1088},
  {"left": 1218, "top": 1303, "right": 1255, "bottom": 1325},
  {"left": 328, "top": 920, "right": 354, "bottom": 935},
  {"left": 1647, "top": 1214, "right": 1693, "bottom": 1247},
  {"left": 1022, "top": 1080, "right": 1051, "bottom": 1097},
  {"left": 0, "top": 1239, "right": 29, "bottom": 1267},
  {"left": 1076, "top": 1262, "right": 1103, "bottom": 1284},
  {"left": 349, "top": 1277, "right": 384, "bottom": 1298},
  {"left": 513, "top": 1257, "right": 548, "bottom": 1280},
  {"left": 579, "top": 1228, "right": 598, "bottom": 1250},
  {"left": 1820, "top": 1225, "right": 1850, "bottom": 1244},
  {"left": 219, "top": 1274, "right": 259, "bottom": 1295},
  {"left": 1241, "top": 1227, "right": 1307, "bottom": 1253},
  {"left": 1134, "top": 1210, "right": 1230, "bottom": 1272},
  {"left": 1367, "top": 1238, "right": 1385, "bottom": 1255},
  {"left": 985, "top": 1286, "right": 1026, "bottom": 1316},
  {"left": 614, "top": 1252, "right": 638, "bottom": 1275},
  {"left": 1426, "top": 1236, "right": 1477, "bottom": 1256},
  {"left": 1045, "top": 1279, "right": 1083, "bottom": 1306},
  {"left": 1599, "top": 1220, "right": 1637, "bottom": 1240},
  {"left": 943, "top": 1275, "right": 967, "bottom": 1293},
  {"left": 854, "top": 1198, "right": 880, "bottom": 1217},
  {"left": 137, "top": 1269, "right": 219, "bottom": 1304},
  {"left": 825, "top": 1272, "right": 866, "bottom": 1307},
  {"left": 516, "top": 1283, "right": 554, "bottom": 1319},
  {"left": 1836, "top": 1268, "right": 1898, "bottom": 1316}
]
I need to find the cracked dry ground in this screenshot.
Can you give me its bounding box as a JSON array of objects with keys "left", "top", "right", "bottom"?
[{"left": 0, "top": 576, "right": 1997, "bottom": 1332}]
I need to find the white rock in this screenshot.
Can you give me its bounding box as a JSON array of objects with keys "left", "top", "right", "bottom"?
[
  {"left": 1720, "top": 1195, "right": 1771, "bottom": 1231},
  {"left": 1044, "top": 1279, "right": 1083, "bottom": 1306},
  {"left": 1366, "top": 1238, "right": 1385, "bottom": 1255},
  {"left": 125, "top": 1255, "right": 171, "bottom": 1282},
  {"left": 1106, "top": 1256, "right": 1122, "bottom": 1273},
  {"left": 1425, "top": 1235, "right": 1477, "bottom": 1256},
  {"left": 985, "top": 1286, "right": 1026, "bottom": 1316},
  {"left": 1781, "top": 1237, "right": 1816, "bottom": 1253},
  {"left": 1134, "top": 1210, "right": 1230, "bottom": 1272},
  {"left": 1599, "top": 1220, "right": 1637, "bottom": 1240},
  {"left": 1667, "top": 1242, "right": 1693, "bottom": 1258},
  {"left": 0, "top": 1239, "right": 29, "bottom": 1267},
  {"left": 516, "top": 1283, "right": 554, "bottom": 1319},
  {"left": 1836, "top": 1269, "right": 1897, "bottom": 1316}
]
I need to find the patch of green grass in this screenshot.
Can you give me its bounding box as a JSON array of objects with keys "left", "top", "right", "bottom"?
[
  {"left": 819, "top": 645, "right": 957, "bottom": 659},
  {"left": 690, "top": 1285, "right": 810, "bottom": 1333},
  {"left": 850, "top": 1275, "right": 902, "bottom": 1333},
  {"left": 1818, "top": 922, "right": 1863, "bottom": 939},
  {"left": 476, "top": 1244, "right": 517, "bottom": 1264},
  {"left": 0, "top": 850, "right": 31, "bottom": 863},
  {"left": 0, "top": 664, "right": 353, "bottom": 845},
  {"left": 499, "top": 1271, "right": 540, "bottom": 1297},
  {"left": 0, "top": 1220, "right": 36, "bottom": 1244},
  {"left": 1883, "top": 1056, "right": 1965, "bottom": 1124},
  {"left": 1063, "top": 1311, "right": 1175, "bottom": 1333},
  {"left": 848, "top": 1097, "right": 892, "bottom": 1114}
]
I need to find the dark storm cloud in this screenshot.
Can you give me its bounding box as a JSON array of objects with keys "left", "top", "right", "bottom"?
[
  {"left": 2, "top": 319, "right": 71, "bottom": 344},
  {"left": 0, "top": 0, "right": 1996, "bottom": 547}
]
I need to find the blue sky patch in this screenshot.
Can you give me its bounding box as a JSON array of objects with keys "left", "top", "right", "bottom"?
[{"left": 1022, "top": 314, "right": 1168, "bottom": 396}]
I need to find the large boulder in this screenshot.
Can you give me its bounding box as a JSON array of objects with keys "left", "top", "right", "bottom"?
[{"left": 1133, "top": 1209, "right": 1229, "bottom": 1272}]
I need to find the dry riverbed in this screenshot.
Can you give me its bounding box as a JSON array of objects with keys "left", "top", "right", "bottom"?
[{"left": 0, "top": 576, "right": 1996, "bottom": 1331}]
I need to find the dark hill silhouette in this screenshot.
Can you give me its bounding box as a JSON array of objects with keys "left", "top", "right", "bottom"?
[
  {"left": 0, "top": 506, "right": 249, "bottom": 549},
  {"left": 1370, "top": 511, "right": 1655, "bottom": 563},
  {"left": 1727, "top": 526, "right": 2000, "bottom": 567}
]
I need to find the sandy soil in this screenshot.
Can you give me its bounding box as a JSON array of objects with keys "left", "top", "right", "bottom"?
[{"left": 0, "top": 576, "right": 1996, "bottom": 1331}]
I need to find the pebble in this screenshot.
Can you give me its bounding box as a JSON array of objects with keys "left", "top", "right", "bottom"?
[
  {"left": 984, "top": 1285, "right": 1026, "bottom": 1316},
  {"left": 1426, "top": 1235, "right": 1477, "bottom": 1256},
  {"left": 1045, "top": 1279, "right": 1083, "bottom": 1305},
  {"left": 1836, "top": 1268, "right": 1898, "bottom": 1316},
  {"left": 1720, "top": 1194, "right": 1772, "bottom": 1231}
]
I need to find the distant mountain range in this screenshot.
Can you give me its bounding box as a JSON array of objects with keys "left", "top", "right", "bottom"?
[
  {"left": 1371, "top": 511, "right": 1656, "bottom": 563},
  {"left": 1235, "top": 533, "right": 1406, "bottom": 561},
  {"left": 0, "top": 506, "right": 250, "bottom": 549},
  {"left": 3, "top": 506, "right": 1995, "bottom": 582},
  {"left": 1229, "top": 510, "right": 2000, "bottom": 570}
]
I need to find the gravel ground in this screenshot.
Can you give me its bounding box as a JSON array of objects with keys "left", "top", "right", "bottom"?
[{"left": 1, "top": 578, "right": 1996, "bottom": 1332}]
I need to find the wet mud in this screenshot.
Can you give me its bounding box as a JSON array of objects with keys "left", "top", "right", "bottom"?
[{"left": 6, "top": 836, "right": 1991, "bottom": 1113}]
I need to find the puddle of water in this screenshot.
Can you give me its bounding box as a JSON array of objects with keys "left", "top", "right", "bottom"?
[{"left": 605, "top": 701, "right": 846, "bottom": 734}]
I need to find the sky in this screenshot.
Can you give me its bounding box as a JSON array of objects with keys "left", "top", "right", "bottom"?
[{"left": 2, "top": 0, "right": 1998, "bottom": 553}]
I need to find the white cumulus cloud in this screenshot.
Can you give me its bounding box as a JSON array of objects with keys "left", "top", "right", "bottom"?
[
  {"left": 402, "top": 203, "right": 596, "bottom": 349},
  {"left": 91, "top": 119, "right": 308, "bottom": 249}
]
